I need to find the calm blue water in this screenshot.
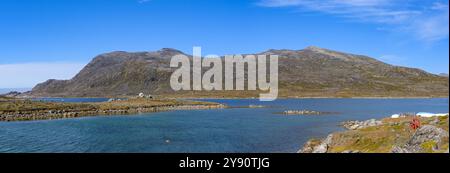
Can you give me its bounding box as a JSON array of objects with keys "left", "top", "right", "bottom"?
[{"left": 0, "top": 98, "right": 448, "bottom": 153}]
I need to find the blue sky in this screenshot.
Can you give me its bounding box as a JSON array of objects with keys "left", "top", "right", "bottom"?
[{"left": 0, "top": 0, "right": 448, "bottom": 88}]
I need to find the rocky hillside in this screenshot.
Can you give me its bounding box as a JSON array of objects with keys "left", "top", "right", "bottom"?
[
  {"left": 300, "top": 116, "right": 449, "bottom": 153},
  {"left": 29, "top": 46, "right": 449, "bottom": 98}
]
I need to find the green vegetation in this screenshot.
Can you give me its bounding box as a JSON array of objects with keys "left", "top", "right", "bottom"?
[
  {"left": 318, "top": 116, "right": 449, "bottom": 153},
  {"left": 421, "top": 141, "right": 438, "bottom": 153}
]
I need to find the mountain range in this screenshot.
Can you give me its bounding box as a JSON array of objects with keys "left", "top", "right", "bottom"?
[{"left": 28, "top": 46, "right": 449, "bottom": 98}]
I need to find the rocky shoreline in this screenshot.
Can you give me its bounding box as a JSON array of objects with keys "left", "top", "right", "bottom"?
[
  {"left": 341, "top": 119, "right": 383, "bottom": 130},
  {"left": 0, "top": 98, "right": 226, "bottom": 122},
  {"left": 280, "top": 110, "right": 336, "bottom": 116},
  {"left": 299, "top": 115, "right": 449, "bottom": 153}
]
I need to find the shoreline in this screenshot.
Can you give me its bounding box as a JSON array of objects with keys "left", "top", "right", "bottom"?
[
  {"left": 299, "top": 115, "right": 450, "bottom": 153},
  {"left": 14, "top": 93, "right": 450, "bottom": 100},
  {"left": 0, "top": 98, "right": 226, "bottom": 122},
  {"left": 2, "top": 96, "right": 448, "bottom": 122},
  {"left": 21, "top": 96, "right": 447, "bottom": 99},
  {"left": 0, "top": 104, "right": 226, "bottom": 122}
]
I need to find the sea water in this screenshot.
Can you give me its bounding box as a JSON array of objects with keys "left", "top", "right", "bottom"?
[{"left": 0, "top": 98, "right": 448, "bottom": 153}]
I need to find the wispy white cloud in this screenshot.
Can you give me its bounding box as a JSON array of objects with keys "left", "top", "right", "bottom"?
[
  {"left": 259, "top": 0, "right": 392, "bottom": 8},
  {"left": 409, "top": 2, "right": 449, "bottom": 42},
  {"left": 258, "top": 0, "right": 449, "bottom": 42},
  {"left": 0, "top": 62, "right": 85, "bottom": 88}
]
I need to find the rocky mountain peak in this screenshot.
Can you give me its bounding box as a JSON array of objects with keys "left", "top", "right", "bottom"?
[
  {"left": 157, "top": 48, "right": 185, "bottom": 55},
  {"left": 302, "top": 46, "right": 363, "bottom": 62},
  {"left": 304, "top": 46, "right": 341, "bottom": 54},
  {"left": 261, "top": 48, "right": 300, "bottom": 55},
  {"left": 304, "top": 46, "right": 326, "bottom": 51}
]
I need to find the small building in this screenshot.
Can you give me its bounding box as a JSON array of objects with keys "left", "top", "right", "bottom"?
[{"left": 138, "top": 93, "right": 154, "bottom": 99}]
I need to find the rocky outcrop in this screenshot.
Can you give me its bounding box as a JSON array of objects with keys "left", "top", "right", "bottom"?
[
  {"left": 392, "top": 125, "right": 449, "bottom": 153},
  {"left": 299, "top": 134, "right": 334, "bottom": 153},
  {"left": 283, "top": 110, "right": 325, "bottom": 115},
  {"left": 0, "top": 91, "right": 22, "bottom": 98},
  {"left": 300, "top": 119, "right": 384, "bottom": 153},
  {"left": 341, "top": 150, "right": 361, "bottom": 153},
  {"left": 341, "top": 119, "right": 383, "bottom": 130},
  {"left": 300, "top": 116, "right": 449, "bottom": 153}
]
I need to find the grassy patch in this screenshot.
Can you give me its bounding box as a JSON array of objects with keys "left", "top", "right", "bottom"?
[
  {"left": 421, "top": 140, "right": 437, "bottom": 153},
  {"left": 328, "top": 116, "right": 449, "bottom": 153}
]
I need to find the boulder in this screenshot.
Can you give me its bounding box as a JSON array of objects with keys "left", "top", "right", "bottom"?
[
  {"left": 392, "top": 125, "right": 449, "bottom": 153},
  {"left": 341, "top": 119, "right": 383, "bottom": 130},
  {"left": 408, "top": 125, "right": 448, "bottom": 146},
  {"left": 298, "top": 140, "right": 316, "bottom": 153},
  {"left": 299, "top": 134, "right": 334, "bottom": 153},
  {"left": 312, "top": 134, "right": 334, "bottom": 153},
  {"left": 341, "top": 150, "right": 361, "bottom": 153}
]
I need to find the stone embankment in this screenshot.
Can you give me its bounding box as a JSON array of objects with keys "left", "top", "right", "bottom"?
[
  {"left": 0, "top": 100, "right": 226, "bottom": 122},
  {"left": 283, "top": 110, "right": 328, "bottom": 115}
]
